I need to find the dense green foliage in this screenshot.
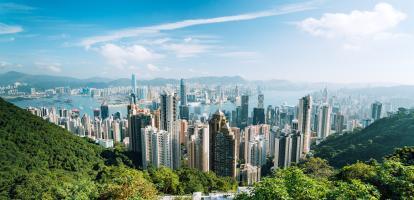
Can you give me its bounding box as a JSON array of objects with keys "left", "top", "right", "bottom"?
[
  {"left": 236, "top": 147, "right": 414, "bottom": 200},
  {"left": 314, "top": 111, "right": 414, "bottom": 167},
  {"left": 0, "top": 98, "right": 159, "bottom": 199},
  {"left": 145, "top": 166, "right": 237, "bottom": 195},
  {"left": 0, "top": 98, "right": 236, "bottom": 199}
]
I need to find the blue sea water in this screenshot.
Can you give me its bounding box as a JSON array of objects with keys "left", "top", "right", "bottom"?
[{"left": 10, "top": 90, "right": 312, "bottom": 118}]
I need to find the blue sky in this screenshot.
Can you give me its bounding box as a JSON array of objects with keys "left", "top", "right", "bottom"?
[{"left": 0, "top": 0, "right": 413, "bottom": 84}]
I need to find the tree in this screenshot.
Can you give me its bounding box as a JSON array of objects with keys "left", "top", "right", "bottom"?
[
  {"left": 386, "top": 146, "right": 414, "bottom": 165},
  {"left": 337, "top": 162, "right": 377, "bottom": 182},
  {"left": 374, "top": 160, "right": 414, "bottom": 199},
  {"left": 298, "top": 157, "right": 334, "bottom": 179},
  {"left": 98, "top": 166, "right": 157, "bottom": 200},
  {"left": 236, "top": 167, "right": 330, "bottom": 199},
  {"left": 147, "top": 166, "right": 180, "bottom": 194},
  {"left": 327, "top": 179, "right": 380, "bottom": 200},
  {"left": 235, "top": 177, "right": 290, "bottom": 200}
]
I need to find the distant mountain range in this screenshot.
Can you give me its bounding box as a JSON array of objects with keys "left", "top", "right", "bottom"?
[
  {"left": 0, "top": 71, "right": 252, "bottom": 89},
  {"left": 1, "top": 71, "right": 414, "bottom": 93}
]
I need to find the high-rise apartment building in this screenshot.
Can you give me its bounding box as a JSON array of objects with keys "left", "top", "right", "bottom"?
[
  {"left": 335, "top": 113, "right": 345, "bottom": 134},
  {"left": 129, "top": 112, "right": 153, "bottom": 168},
  {"left": 188, "top": 123, "right": 209, "bottom": 172},
  {"left": 318, "top": 104, "right": 332, "bottom": 139},
  {"left": 297, "top": 95, "right": 312, "bottom": 156},
  {"left": 371, "top": 101, "right": 382, "bottom": 121},
  {"left": 241, "top": 95, "right": 249, "bottom": 128},
  {"left": 141, "top": 127, "right": 172, "bottom": 168},
  {"left": 160, "top": 91, "right": 177, "bottom": 132},
  {"left": 100, "top": 102, "right": 109, "bottom": 120},
  {"left": 258, "top": 94, "right": 264, "bottom": 109},
  {"left": 209, "top": 110, "right": 237, "bottom": 177},
  {"left": 131, "top": 74, "right": 137, "bottom": 94},
  {"left": 180, "top": 78, "right": 187, "bottom": 106},
  {"left": 253, "top": 107, "right": 265, "bottom": 125}
]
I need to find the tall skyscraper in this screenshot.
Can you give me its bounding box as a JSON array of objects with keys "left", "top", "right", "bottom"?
[
  {"left": 131, "top": 74, "right": 137, "bottom": 94},
  {"left": 274, "top": 131, "right": 292, "bottom": 169},
  {"left": 290, "top": 119, "right": 303, "bottom": 163},
  {"left": 297, "top": 95, "right": 312, "bottom": 156},
  {"left": 253, "top": 108, "right": 265, "bottom": 125},
  {"left": 93, "top": 109, "right": 100, "bottom": 119},
  {"left": 188, "top": 123, "right": 209, "bottom": 172},
  {"left": 129, "top": 112, "right": 153, "bottom": 168},
  {"left": 371, "top": 101, "right": 382, "bottom": 121},
  {"left": 266, "top": 105, "right": 275, "bottom": 125},
  {"left": 179, "top": 105, "right": 189, "bottom": 120},
  {"left": 258, "top": 94, "right": 264, "bottom": 109},
  {"left": 141, "top": 127, "right": 172, "bottom": 169},
  {"left": 241, "top": 95, "right": 249, "bottom": 128},
  {"left": 335, "top": 113, "right": 345, "bottom": 134},
  {"left": 160, "top": 91, "right": 177, "bottom": 132},
  {"left": 322, "top": 87, "right": 328, "bottom": 103},
  {"left": 209, "top": 110, "right": 237, "bottom": 177},
  {"left": 100, "top": 102, "right": 109, "bottom": 120},
  {"left": 159, "top": 91, "right": 180, "bottom": 169},
  {"left": 180, "top": 78, "right": 187, "bottom": 106},
  {"left": 318, "top": 104, "right": 332, "bottom": 139}
]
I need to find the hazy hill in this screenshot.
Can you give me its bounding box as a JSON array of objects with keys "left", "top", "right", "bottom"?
[
  {"left": 314, "top": 110, "right": 414, "bottom": 168},
  {"left": 0, "top": 71, "right": 250, "bottom": 88}
]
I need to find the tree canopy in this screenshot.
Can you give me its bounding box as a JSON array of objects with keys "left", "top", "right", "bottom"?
[{"left": 314, "top": 111, "right": 414, "bottom": 168}]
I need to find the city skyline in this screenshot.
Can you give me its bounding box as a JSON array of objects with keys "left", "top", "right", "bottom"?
[{"left": 1, "top": 0, "right": 414, "bottom": 84}]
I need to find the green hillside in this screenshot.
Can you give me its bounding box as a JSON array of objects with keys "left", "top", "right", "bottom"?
[
  {"left": 0, "top": 98, "right": 157, "bottom": 199},
  {"left": 314, "top": 109, "right": 414, "bottom": 168}
]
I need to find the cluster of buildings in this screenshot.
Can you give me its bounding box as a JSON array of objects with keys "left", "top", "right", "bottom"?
[{"left": 25, "top": 74, "right": 391, "bottom": 186}]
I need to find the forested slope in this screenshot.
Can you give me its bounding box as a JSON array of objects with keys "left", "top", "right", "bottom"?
[{"left": 314, "top": 110, "right": 414, "bottom": 167}]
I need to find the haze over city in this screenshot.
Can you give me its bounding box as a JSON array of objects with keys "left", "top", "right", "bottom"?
[{"left": 0, "top": 0, "right": 413, "bottom": 84}]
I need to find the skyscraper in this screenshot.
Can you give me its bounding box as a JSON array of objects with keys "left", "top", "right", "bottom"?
[
  {"left": 241, "top": 95, "right": 249, "bottom": 128},
  {"left": 180, "top": 78, "right": 187, "bottom": 106},
  {"left": 214, "top": 128, "right": 237, "bottom": 178},
  {"left": 318, "top": 104, "right": 332, "bottom": 139},
  {"left": 209, "top": 110, "right": 237, "bottom": 177},
  {"left": 159, "top": 91, "right": 180, "bottom": 169},
  {"left": 335, "top": 113, "right": 345, "bottom": 134},
  {"left": 253, "top": 108, "right": 265, "bottom": 125},
  {"left": 371, "top": 101, "right": 382, "bottom": 121},
  {"left": 258, "top": 94, "right": 264, "bottom": 109},
  {"left": 131, "top": 74, "right": 137, "bottom": 94},
  {"left": 141, "top": 125, "right": 180, "bottom": 170},
  {"left": 129, "top": 113, "right": 152, "bottom": 168},
  {"left": 274, "top": 131, "right": 292, "bottom": 169},
  {"left": 160, "top": 91, "right": 177, "bottom": 132},
  {"left": 297, "top": 95, "right": 312, "bottom": 156},
  {"left": 188, "top": 123, "right": 209, "bottom": 172},
  {"left": 100, "top": 102, "right": 109, "bottom": 120},
  {"left": 179, "top": 105, "right": 189, "bottom": 120}
]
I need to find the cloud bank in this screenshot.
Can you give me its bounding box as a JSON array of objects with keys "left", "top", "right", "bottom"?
[{"left": 298, "top": 3, "right": 406, "bottom": 40}]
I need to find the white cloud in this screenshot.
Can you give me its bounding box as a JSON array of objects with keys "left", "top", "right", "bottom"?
[
  {"left": 0, "top": 61, "right": 11, "bottom": 68},
  {"left": 0, "top": 23, "right": 23, "bottom": 34},
  {"left": 0, "top": 61, "right": 22, "bottom": 69},
  {"left": 298, "top": 3, "right": 406, "bottom": 40},
  {"left": 218, "top": 51, "right": 260, "bottom": 58},
  {"left": 81, "top": 1, "right": 315, "bottom": 47},
  {"left": 163, "top": 42, "right": 211, "bottom": 58},
  {"left": 0, "top": 3, "right": 35, "bottom": 12},
  {"left": 146, "top": 64, "right": 160, "bottom": 72},
  {"left": 98, "top": 43, "right": 162, "bottom": 68},
  {"left": 35, "top": 62, "right": 62, "bottom": 73}
]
